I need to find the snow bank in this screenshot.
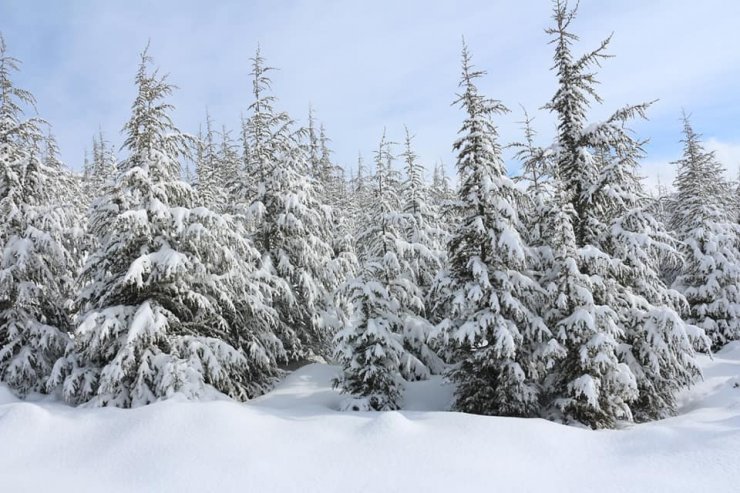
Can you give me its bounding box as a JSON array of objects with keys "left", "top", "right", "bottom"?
[{"left": 0, "top": 346, "right": 738, "bottom": 492}]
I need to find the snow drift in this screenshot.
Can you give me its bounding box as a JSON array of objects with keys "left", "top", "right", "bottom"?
[{"left": 0, "top": 343, "right": 738, "bottom": 492}]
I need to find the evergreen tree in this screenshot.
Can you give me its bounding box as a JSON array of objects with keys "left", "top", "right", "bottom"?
[
  {"left": 542, "top": 0, "right": 646, "bottom": 428},
  {"left": 671, "top": 114, "right": 740, "bottom": 350},
  {"left": 52, "top": 48, "right": 282, "bottom": 407},
  {"left": 588, "top": 135, "right": 706, "bottom": 420},
  {"left": 218, "top": 124, "right": 241, "bottom": 200},
  {"left": 333, "top": 267, "right": 406, "bottom": 411},
  {"left": 43, "top": 130, "right": 88, "bottom": 263},
  {"left": 41, "top": 130, "right": 90, "bottom": 330},
  {"left": 193, "top": 112, "right": 225, "bottom": 212},
  {"left": 347, "top": 152, "right": 370, "bottom": 237},
  {"left": 430, "top": 161, "right": 454, "bottom": 207},
  {"left": 439, "top": 42, "right": 556, "bottom": 417},
  {"left": 306, "top": 105, "right": 322, "bottom": 182},
  {"left": 543, "top": 0, "right": 705, "bottom": 426},
  {"left": 541, "top": 177, "right": 636, "bottom": 428},
  {"left": 401, "top": 127, "right": 444, "bottom": 290},
  {"left": 84, "top": 128, "right": 117, "bottom": 200},
  {"left": 334, "top": 132, "right": 432, "bottom": 408},
  {"left": 511, "top": 109, "right": 554, "bottom": 252},
  {"left": 242, "top": 48, "right": 338, "bottom": 360},
  {"left": 0, "top": 36, "right": 72, "bottom": 395},
  {"left": 546, "top": 0, "right": 650, "bottom": 248},
  {"left": 398, "top": 129, "right": 447, "bottom": 374}
]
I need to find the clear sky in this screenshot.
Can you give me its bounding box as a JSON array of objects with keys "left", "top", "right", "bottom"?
[{"left": 2, "top": 0, "right": 739, "bottom": 188}]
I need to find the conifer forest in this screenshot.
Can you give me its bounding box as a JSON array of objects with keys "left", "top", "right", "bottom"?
[{"left": 1, "top": 1, "right": 739, "bottom": 491}]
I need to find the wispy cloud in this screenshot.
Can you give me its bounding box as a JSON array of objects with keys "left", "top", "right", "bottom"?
[{"left": 2, "top": 0, "right": 739, "bottom": 179}]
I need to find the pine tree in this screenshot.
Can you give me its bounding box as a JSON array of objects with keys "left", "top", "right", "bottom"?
[
  {"left": 306, "top": 105, "right": 322, "bottom": 182},
  {"left": 430, "top": 161, "right": 454, "bottom": 207},
  {"left": 218, "top": 124, "right": 241, "bottom": 200},
  {"left": 0, "top": 36, "right": 72, "bottom": 395},
  {"left": 400, "top": 127, "right": 446, "bottom": 295},
  {"left": 347, "top": 152, "right": 370, "bottom": 237},
  {"left": 305, "top": 112, "right": 357, "bottom": 307},
  {"left": 43, "top": 130, "right": 88, "bottom": 265},
  {"left": 542, "top": 0, "right": 645, "bottom": 428},
  {"left": 427, "top": 160, "right": 457, "bottom": 334},
  {"left": 41, "top": 131, "right": 91, "bottom": 341},
  {"left": 52, "top": 48, "right": 282, "bottom": 407},
  {"left": 671, "top": 114, "right": 740, "bottom": 350},
  {"left": 440, "top": 42, "right": 557, "bottom": 417}
]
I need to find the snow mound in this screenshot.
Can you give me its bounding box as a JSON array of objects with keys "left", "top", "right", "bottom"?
[{"left": 0, "top": 347, "right": 738, "bottom": 492}]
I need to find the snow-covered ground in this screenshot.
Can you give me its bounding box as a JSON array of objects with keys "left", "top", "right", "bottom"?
[{"left": 1, "top": 344, "right": 738, "bottom": 493}]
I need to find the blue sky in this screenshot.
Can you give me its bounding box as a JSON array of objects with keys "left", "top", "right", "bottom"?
[{"left": 2, "top": 0, "right": 739, "bottom": 188}]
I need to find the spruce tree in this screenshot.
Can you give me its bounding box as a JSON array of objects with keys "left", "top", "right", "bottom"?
[
  {"left": 546, "top": 0, "right": 650, "bottom": 248},
  {"left": 400, "top": 127, "right": 446, "bottom": 299},
  {"left": 593, "top": 137, "right": 706, "bottom": 420},
  {"left": 242, "top": 48, "right": 338, "bottom": 360},
  {"left": 334, "top": 132, "right": 431, "bottom": 408},
  {"left": 42, "top": 130, "right": 88, "bottom": 269},
  {"left": 306, "top": 105, "right": 322, "bottom": 183},
  {"left": 52, "top": 48, "right": 282, "bottom": 407},
  {"left": 543, "top": 0, "right": 705, "bottom": 426},
  {"left": 671, "top": 114, "right": 740, "bottom": 350},
  {"left": 440, "top": 42, "right": 556, "bottom": 417},
  {"left": 0, "top": 36, "right": 72, "bottom": 395},
  {"left": 82, "top": 129, "right": 117, "bottom": 201},
  {"left": 193, "top": 112, "right": 225, "bottom": 212},
  {"left": 218, "top": 124, "right": 241, "bottom": 202},
  {"left": 511, "top": 109, "right": 554, "bottom": 253},
  {"left": 541, "top": 177, "right": 636, "bottom": 428},
  {"left": 333, "top": 267, "right": 406, "bottom": 411}
]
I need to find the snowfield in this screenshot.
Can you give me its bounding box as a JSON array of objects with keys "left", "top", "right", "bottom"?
[{"left": 1, "top": 343, "right": 738, "bottom": 493}]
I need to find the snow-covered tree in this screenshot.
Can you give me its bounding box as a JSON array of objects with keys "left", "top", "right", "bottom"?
[
  {"left": 242, "top": 48, "right": 338, "bottom": 360},
  {"left": 52, "top": 48, "right": 283, "bottom": 407},
  {"left": 217, "top": 124, "right": 241, "bottom": 199},
  {"left": 333, "top": 268, "right": 406, "bottom": 411},
  {"left": 591, "top": 137, "right": 706, "bottom": 420},
  {"left": 670, "top": 115, "right": 740, "bottom": 350},
  {"left": 347, "top": 152, "right": 371, "bottom": 236},
  {"left": 42, "top": 130, "right": 88, "bottom": 264},
  {"left": 306, "top": 105, "right": 322, "bottom": 182},
  {"left": 335, "top": 131, "right": 435, "bottom": 408},
  {"left": 0, "top": 36, "right": 72, "bottom": 395},
  {"left": 542, "top": 1, "right": 705, "bottom": 426},
  {"left": 439, "top": 42, "right": 557, "bottom": 417},
  {"left": 430, "top": 161, "right": 454, "bottom": 207},
  {"left": 193, "top": 112, "right": 223, "bottom": 211},
  {"left": 400, "top": 127, "right": 446, "bottom": 299},
  {"left": 511, "top": 109, "right": 554, "bottom": 253},
  {"left": 541, "top": 178, "right": 636, "bottom": 428},
  {"left": 545, "top": 0, "right": 651, "bottom": 248},
  {"left": 303, "top": 110, "right": 357, "bottom": 303},
  {"left": 83, "top": 129, "right": 117, "bottom": 201}
]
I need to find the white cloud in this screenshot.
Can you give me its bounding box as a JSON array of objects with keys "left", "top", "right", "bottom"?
[
  {"left": 639, "top": 137, "right": 740, "bottom": 195},
  {"left": 3, "top": 0, "right": 739, "bottom": 178},
  {"left": 707, "top": 138, "right": 740, "bottom": 177}
]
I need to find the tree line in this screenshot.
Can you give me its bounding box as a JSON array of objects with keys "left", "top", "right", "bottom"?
[{"left": 1, "top": 1, "right": 738, "bottom": 429}]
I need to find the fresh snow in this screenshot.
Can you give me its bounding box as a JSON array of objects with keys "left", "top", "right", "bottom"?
[{"left": 0, "top": 345, "right": 738, "bottom": 492}]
